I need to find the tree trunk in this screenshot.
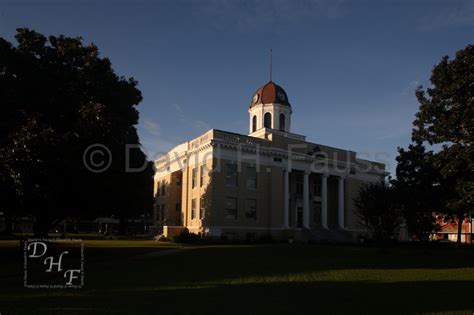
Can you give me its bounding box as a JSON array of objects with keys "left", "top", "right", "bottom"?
[
  {"left": 119, "top": 217, "right": 127, "bottom": 235},
  {"left": 3, "top": 212, "right": 13, "bottom": 235},
  {"left": 33, "top": 219, "right": 49, "bottom": 238},
  {"left": 456, "top": 211, "right": 463, "bottom": 245},
  {"left": 33, "top": 204, "right": 50, "bottom": 238}
]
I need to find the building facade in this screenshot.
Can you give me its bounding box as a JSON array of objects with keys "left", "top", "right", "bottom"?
[{"left": 153, "top": 81, "right": 386, "bottom": 241}]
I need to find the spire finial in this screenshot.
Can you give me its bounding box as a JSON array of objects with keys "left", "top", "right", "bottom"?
[{"left": 269, "top": 48, "right": 273, "bottom": 82}]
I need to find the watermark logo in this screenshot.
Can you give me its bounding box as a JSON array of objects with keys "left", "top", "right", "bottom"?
[
  {"left": 24, "top": 239, "right": 84, "bottom": 288},
  {"left": 83, "top": 143, "right": 112, "bottom": 173},
  {"left": 81, "top": 141, "right": 391, "bottom": 176}
]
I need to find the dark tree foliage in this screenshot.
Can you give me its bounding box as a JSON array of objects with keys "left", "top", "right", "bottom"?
[
  {"left": 0, "top": 28, "right": 153, "bottom": 237},
  {"left": 412, "top": 44, "right": 474, "bottom": 243},
  {"left": 391, "top": 144, "right": 443, "bottom": 241},
  {"left": 353, "top": 182, "right": 402, "bottom": 242}
]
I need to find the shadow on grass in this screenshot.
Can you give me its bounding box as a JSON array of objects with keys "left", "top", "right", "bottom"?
[
  {"left": 147, "top": 280, "right": 474, "bottom": 314},
  {"left": 2, "top": 280, "right": 473, "bottom": 314},
  {"left": 1, "top": 245, "right": 474, "bottom": 314}
]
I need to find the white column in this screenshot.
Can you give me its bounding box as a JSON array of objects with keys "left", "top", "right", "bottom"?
[
  {"left": 338, "top": 176, "right": 345, "bottom": 229},
  {"left": 321, "top": 174, "right": 328, "bottom": 229},
  {"left": 249, "top": 114, "right": 253, "bottom": 134},
  {"left": 303, "top": 171, "right": 310, "bottom": 228},
  {"left": 274, "top": 109, "right": 280, "bottom": 131},
  {"left": 283, "top": 169, "right": 289, "bottom": 228},
  {"left": 287, "top": 113, "right": 291, "bottom": 132}
]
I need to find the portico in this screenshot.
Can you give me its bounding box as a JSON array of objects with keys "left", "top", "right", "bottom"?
[{"left": 283, "top": 169, "right": 346, "bottom": 231}]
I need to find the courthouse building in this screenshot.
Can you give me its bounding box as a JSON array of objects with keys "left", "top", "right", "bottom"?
[{"left": 153, "top": 81, "right": 385, "bottom": 241}]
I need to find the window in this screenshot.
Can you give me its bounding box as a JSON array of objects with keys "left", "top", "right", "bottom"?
[
  {"left": 297, "top": 206, "right": 303, "bottom": 228},
  {"left": 224, "top": 232, "right": 237, "bottom": 241},
  {"left": 200, "top": 165, "right": 205, "bottom": 187},
  {"left": 158, "top": 205, "right": 165, "bottom": 221},
  {"left": 176, "top": 174, "right": 182, "bottom": 186},
  {"left": 192, "top": 168, "right": 197, "bottom": 188},
  {"left": 246, "top": 166, "right": 257, "bottom": 190},
  {"left": 191, "top": 199, "right": 197, "bottom": 219},
  {"left": 226, "top": 164, "right": 238, "bottom": 187},
  {"left": 200, "top": 197, "right": 205, "bottom": 219},
  {"left": 296, "top": 174, "right": 303, "bottom": 194},
  {"left": 313, "top": 177, "right": 321, "bottom": 197},
  {"left": 245, "top": 233, "right": 256, "bottom": 241},
  {"left": 313, "top": 202, "right": 321, "bottom": 223},
  {"left": 156, "top": 181, "right": 161, "bottom": 196},
  {"left": 252, "top": 115, "right": 257, "bottom": 132},
  {"left": 156, "top": 205, "right": 160, "bottom": 221},
  {"left": 245, "top": 199, "right": 257, "bottom": 220},
  {"left": 264, "top": 112, "right": 272, "bottom": 129},
  {"left": 279, "top": 113, "right": 285, "bottom": 131},
  {"left": 175, "top": 203, "right": 181, "bottom": 212},
  {"left": 225, "top": 197, "right": 237, "bottom": 220},
  {"left": 159, "top": 180, "right": 165, "bottom": 196}
]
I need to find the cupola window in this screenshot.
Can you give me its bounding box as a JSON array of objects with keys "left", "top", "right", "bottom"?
[
  {"left": 279, "top": 113, "right": 285, "bottom": 131},
  {"left": 264, "top": 112, "right": 272, "bottom": 129}
]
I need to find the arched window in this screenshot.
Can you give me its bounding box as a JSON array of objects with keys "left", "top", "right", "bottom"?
[
  {"left": 252, "top": 115, "right": 257, "bottom": 132},
  {"left": 279, "top": 113, "right": 286, "bottom": 131},
  {"left": 264, "top": 112, "right": 272, "bottom": 129}
]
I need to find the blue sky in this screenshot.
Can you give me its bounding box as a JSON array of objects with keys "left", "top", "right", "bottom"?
[{"left": 1, "top": 0, "right": 473, "bottom": 175}]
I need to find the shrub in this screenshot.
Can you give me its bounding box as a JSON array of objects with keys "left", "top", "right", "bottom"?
[
  {"left": 173, "top": 230, "right": 201, "bottom": 244},
  {"left": 156, "top": 235, "right": 168, "bottom": 242}
]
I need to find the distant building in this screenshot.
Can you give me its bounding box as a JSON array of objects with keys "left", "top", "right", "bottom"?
[
  {"left": 432, "top": 215, "right": 473, "bottom": 243},
  {"left": 153, "top": 81, "right": 386, "bottom": 241},
  {"left": 0, "top": 215, "right": 35, "bottom": 234},
  {"left": 94, "top": 217, "right": 120, "bottom": 234}
]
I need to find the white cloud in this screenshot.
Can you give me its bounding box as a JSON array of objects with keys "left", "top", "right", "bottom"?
[
  {"left": 140, "top": 137, "right": 178, "bottom": 161},
  {"left": 142, "top": 119, "right": 161, "bottom": 136},
  {"left": 172, "top": 103, "right": 211, "bottom": 132},
  {"left": 140, "top": 103, "right": 212, "bottom": 160},
  {"left": 298, "top": 105, "right": 416, "bottom": 143},
  {"left": 376, "top": 127, "right": 411, "bottom": 141},
  {"left": 418, "top": 1, "right": 474, "bottom": 31},
  {"left": 401, "top": 80, "right": 421, "bottom": 96},
  {"left": 172, "top": 103, "right": 184, "bottom": 115},
  {"left": 189, "top": 0, "right": 346, "bottom": 32},
  {"left": 194, "top": 120, "right": 211, "bottom": 131},
  {"left": 172, "top": 103, "right": 186, "bottom": 123}
]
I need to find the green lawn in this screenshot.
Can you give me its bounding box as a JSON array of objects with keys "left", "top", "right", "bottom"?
[{"left": 1, "top": 240, "right": 473, "bottom": 314}]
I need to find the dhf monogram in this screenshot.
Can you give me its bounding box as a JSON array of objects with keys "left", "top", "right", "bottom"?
[{"left": 24, "top": 239, "right": 84, "bottom": 288}]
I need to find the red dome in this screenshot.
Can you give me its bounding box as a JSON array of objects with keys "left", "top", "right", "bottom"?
[{"left": 250, "top": 81, "right": 291, "bottom": 108}]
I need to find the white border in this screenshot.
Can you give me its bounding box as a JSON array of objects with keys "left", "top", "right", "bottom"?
[{"left": 24, "top": 238, "right": 84, "bottom": 289}]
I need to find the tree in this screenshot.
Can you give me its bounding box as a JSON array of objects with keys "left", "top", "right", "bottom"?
[
  {"left": 391, "top": 143, "right": 443, "bottom": 241},
  {"left": 353, "top": 182, "right": 402, "bottom": 242},
  {"left": 0, "top": 28, "right": 153, "bottom": 236},
  {"left": 412, "top": 44, "right": 474, "bottom": 244}
]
